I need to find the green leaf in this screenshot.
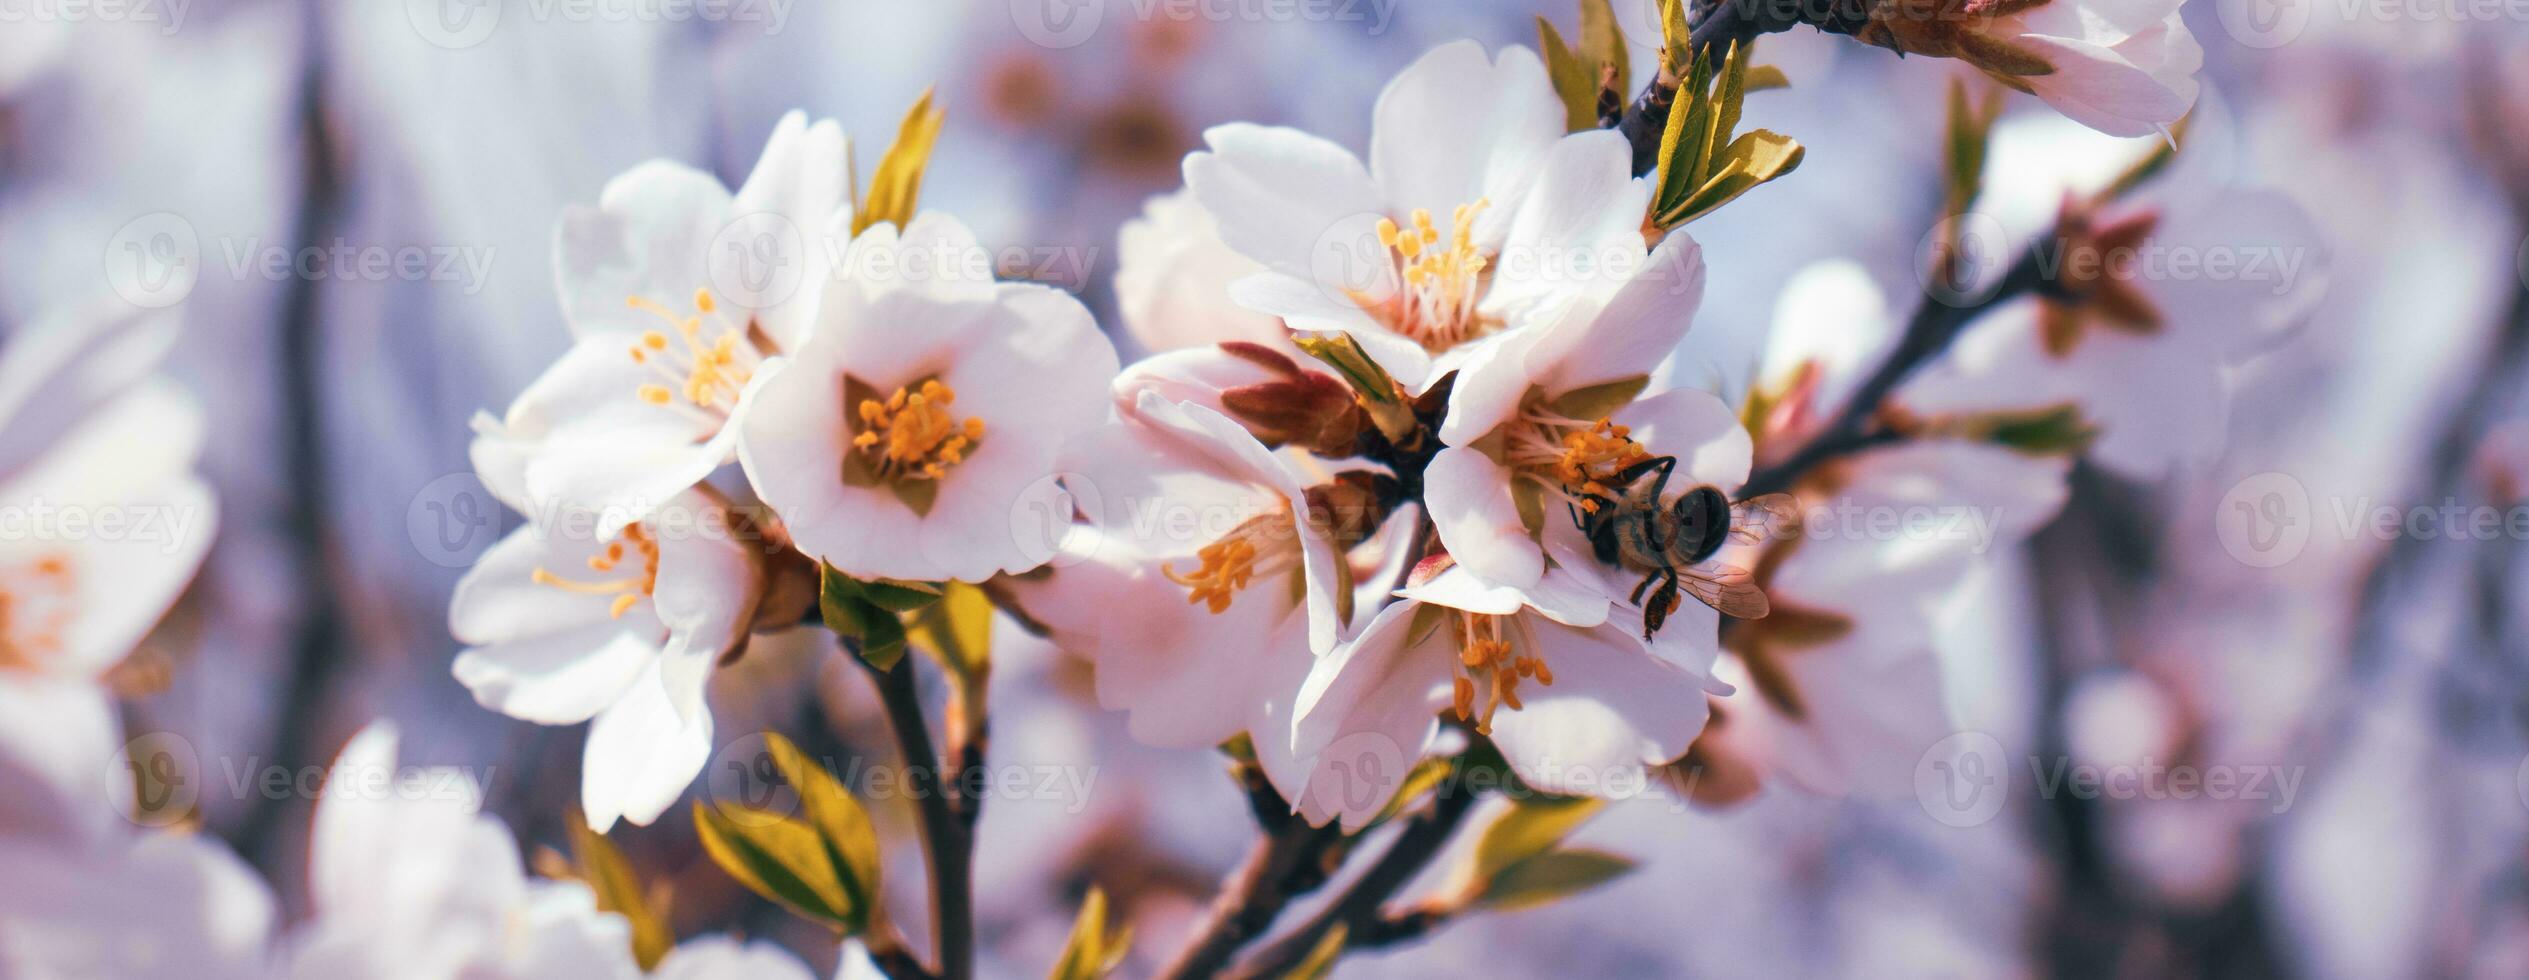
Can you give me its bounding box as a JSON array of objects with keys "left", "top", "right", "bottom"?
[
  {"left": 1292, "top": 333, "right": 1418, "bottom": 444},
  {"left": 567, "top": 819, "right": 672, "bottom": 969},
  {"left": 1535, "top": 0, "right": 1630, "bottom": 133},
  {"left": 1284, "top": 923, "right": 1350, "bottom": 980},
  {"left": 1048, "top": 887, "right": 1132, "bottom": 980},
  {"left": 1472, "top": 795, "right": 1604, "bottom": 881},
  {"left": 764, "top": 733, "right": 884, "bottom": 922},
  {"left": 1475, "top": 849, "right": 1638, "bottom": 911},
  {"left": 908, "top": 580, "right": 993, "bottom": 679},
  {"left": 1744, "top": 64, "right": 1791, "bottom": 92},
  {"left": 1546, "top": 376, "right": 1651, "bottom": 422},
  {"left": 1372, "top": 757, "right": 1456, "bottom": 826},
  {"left": 1652, "top": 39, "right": 1805, "bottom": 228},
  {"left": 855, "top": 87, "right": 946, "bottom": 236},
  {"left": 1972, "top": 403, "right": 2099, "bottom": 457},
  {"left": 819, "top": 565, "right": 926, "bottom": 671},
  {"left": 693, "top": 802, "right": 862, "bottom": 932}
]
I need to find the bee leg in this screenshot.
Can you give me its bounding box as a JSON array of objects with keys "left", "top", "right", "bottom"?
[
  {"left": 1642, "top": 571, "right": 1680, "bottom": 640},
  {"left": 1629, "top": 571, "right": 1657, "bottom": 606}
]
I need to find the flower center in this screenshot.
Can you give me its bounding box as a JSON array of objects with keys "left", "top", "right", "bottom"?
[
  {"left": 1449, "top": 611, "right": 1551, "bottom": 734},
  {"left": 626, "top": 288, "right": 764, "bottom": 419},
  {"left": 1162, "top": 508, "right": 1301, "bottom": 614},
  {"left": 1351, "top": 200, "right": 1495, "bottom": 353},
  {"left": 853, "top": 379, "right": 985, "bottom": 482},
  {"left": 1502, "top": 407, "right": 1653, "bottom": 513},
  {"left": 0, "top": 552, "right": 77, "bottom": 673},
  {"left": 531, "top": 525, "right": 659, "bottom": 619}
]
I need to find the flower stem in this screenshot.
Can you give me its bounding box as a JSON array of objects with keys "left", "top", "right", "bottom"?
[
  {"left": 858, "top": 650, "right": 975, "bottom": 980},
  {"left": 1156, "top": 767, "right": 1345, "bottom": 979}
]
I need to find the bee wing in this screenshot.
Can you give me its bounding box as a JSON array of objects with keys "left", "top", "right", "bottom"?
[
  {"left": 1727, "top": 493, "right": 1800, "bottom": 546},
  {"left": 1678, "top": 563, "right": 1771, "bottom": 620}
]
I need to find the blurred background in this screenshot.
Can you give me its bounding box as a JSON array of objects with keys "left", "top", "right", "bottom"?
[{"left": 6, "top": 1, "right": 2528, "bottom": 976}]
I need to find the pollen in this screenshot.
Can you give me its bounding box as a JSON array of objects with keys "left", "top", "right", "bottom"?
[
  {"left": 852, "top": 379, "right": 985, "bottom": 481},
  {"left": 0, "top": 551, "right": 77, "bottom": 674},
  {"left": 1448, "top": 611, "right": 1548, "bottom": 734},
  {"left": 1504, "top": 406, "right": 1654, "bottom": 511},
  {"left": 1353, "top": 199, "right": 1494, "bottom": 352},
  {"left": 1161, "top": 509, "right": 1302, "bottom": 615},
  {"left": 531, "top": 525, "right": 659, "bottom": 619},
  {"left": 623, "top": 289, "right": 762, "bottom": 417}
]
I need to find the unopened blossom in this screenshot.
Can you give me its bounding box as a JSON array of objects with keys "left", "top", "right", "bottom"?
[
  {"left": 1182, "top": 39, "right": 1655, "bottom": 392},
  {"left": 1003, "top": 390, "right": 1357, "bottom": 796},
  {"left": 1898, "top": 117, "right": 2327, "bottom": 478},
  {"left": 1859, "top": 0, "right": 2204, "bottom": 138},
  {"left": 286, "top": 723, "right": 641, "bottom": 980},
  {"left": 449, "top": 487, "right": 769, "bottom": 830},
  {"left": 1427, "top": 232, "right": 1752, "bottom": 596},
  {"left": 474, "top": 111, "right": 848, "bottom": 534},
  {"left": 1114, "top": 188, "right": 1289, "bottom": 355},
  {"left": 737, "top": 211, "right": 1118, "bottom": 583},
  {"left": 1294, "top": 558, "right": 1727, "bottom": 828}
]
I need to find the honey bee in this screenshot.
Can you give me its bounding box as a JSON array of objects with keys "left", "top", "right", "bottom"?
[{"left": 1569, "top": 455, "right": 1797, "bottom": 639}]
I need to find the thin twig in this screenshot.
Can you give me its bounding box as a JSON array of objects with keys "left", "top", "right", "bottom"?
[
  {"left": 1228, "top": 784, "right": 1483, "bottom": 979},
  {"left": 856, "top": 648, "right": 975, "bottom": 980},
  {"left": 1740, "top": 248, "right": 2047, "bottom": 498},
  {"left": 1156, "top": 806, "right": 1343, "bottom": 979}
]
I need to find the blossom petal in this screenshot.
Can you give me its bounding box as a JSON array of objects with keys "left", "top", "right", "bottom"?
[
  {"left": 582, "top": 661, "right": 714, "bottom": 831},
  {"left": 1424, "top": 446, "right": 1544, "bottom": 589},
  {"left": 1487, "top": 620, "right": 1710, "bottom": 794}
]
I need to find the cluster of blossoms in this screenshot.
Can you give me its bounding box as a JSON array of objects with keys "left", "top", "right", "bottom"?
[{"left": 0, "top": 0, "right": 2322, "bottom": 976}]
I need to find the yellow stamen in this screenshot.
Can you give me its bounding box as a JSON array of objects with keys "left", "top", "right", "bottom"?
[
  {"left": 0, "top": 551, "right": 77, "bottom": 674},
  {"left": 1502, "top": 401, "right": 1656, "bottom": 511},
  {"left": 1160, "top": 509, "right": 1302, "bottom": 615},
  {"left": 532, "top": 526, "right": 659, "bottom": 619},
  {"left": 1349, "top": 198, "right": 1494, "bottom": 352},
  {"left": 623, "top": 290, "right": 760, "bottom": 416},
  {"left": 1447, "top": 612, "right": 1550, "bottom": 733},
  {"left": 852, "top": 379, "right": 985, "bottom": 481}
]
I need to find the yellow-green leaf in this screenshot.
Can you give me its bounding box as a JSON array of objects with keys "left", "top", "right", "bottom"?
[
  {"left": 1472, "top": 795, "right": 1603, "bottom": 881},
  {"left": 1372, "top": 757, "right": 1456, "bottom": 827},
  {"left": 1547, "top": 376, "right": 1650, "bottom": 422},
  {"left": 567, "top": 820, "right": 672, "bottom": 969},
  {"left": 1745, "top": 64, "right": 1791, "bottom": 92},
  {"left": 693, "top": 803, "right": 861, "bottom": 932},
  {"left": 1048, "top": 887, "right": 1132, "bottom": 980},
  {"left": 820, "top": 565, "right": 922, "bottom": 671},
  {"left": 1284, "top": 922, "right": 1350, "bottom": 980},
  {"left": 908, "top": 580, "right": 993, "bottom": 679},
  {"left": 1660, "top": 129, "right": 1804, "bottom": 227},
  {"left": 1476, "top": 849, "right": 1637, "bottom": 911},
  {"left": 1578, "top": 0, "right": 1629, "bottom": 113},
  {"left": 855, "top": 88, "right": 947, "bottom": 236},
  {"left": 1536, "top": 18, "right": 1599, "bottom": 134},
  {"left": 764, "top": 733, "right": 883, "bottom": 921},
  {"left": 1292, "top": 332, "right": 1417, "bottom": 443}
]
